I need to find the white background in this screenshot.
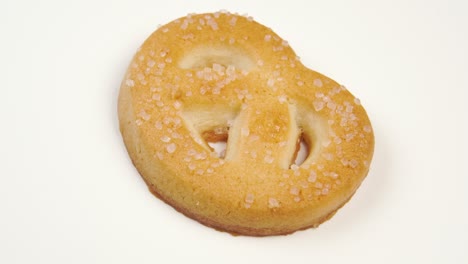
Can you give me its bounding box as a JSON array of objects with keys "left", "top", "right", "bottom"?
[{"left": 2, "top": 0, "right": 467, "bottom": 263}]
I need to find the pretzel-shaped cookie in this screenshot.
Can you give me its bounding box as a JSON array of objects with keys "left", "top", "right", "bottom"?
[{"left": 118, "top": 12, "right": 374, "bottom": 236}]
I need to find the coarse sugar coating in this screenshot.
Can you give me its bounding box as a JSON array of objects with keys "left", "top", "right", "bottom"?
[{"left": 118, "top": 11, "right": 374, "bottom": 236}]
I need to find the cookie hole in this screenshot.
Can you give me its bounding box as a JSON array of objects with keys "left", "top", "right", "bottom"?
[
  {"left": 181, "top": 106, "right": 238, "bottom": 158},
  {"left": 208, "top": 141, "right": 227, "bottom": 159},
  {"left": 293, "top": 133, "right": 311, "bottom": 166},
  {"left": 179, "top": 46, "right": 255, "bottom": 71},
  {"left": 202, "top": 127, "right": 229, "bottom": 159}
]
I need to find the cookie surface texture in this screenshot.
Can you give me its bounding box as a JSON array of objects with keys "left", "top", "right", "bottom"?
[{"left": 118, "top": 12, "right": 374, "bottom": 236}]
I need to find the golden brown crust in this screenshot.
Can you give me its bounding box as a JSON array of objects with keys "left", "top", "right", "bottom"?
[
  {"left": 118, "top": 11, "right": 374, "bottom": 236},
  {"left": 146, "top": 180, "right": 348, "bottom": 236}
]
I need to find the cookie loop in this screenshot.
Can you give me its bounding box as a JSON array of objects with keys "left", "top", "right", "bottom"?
[{"left": 118, "top": 12, "right": 374, "bottom": 236}]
